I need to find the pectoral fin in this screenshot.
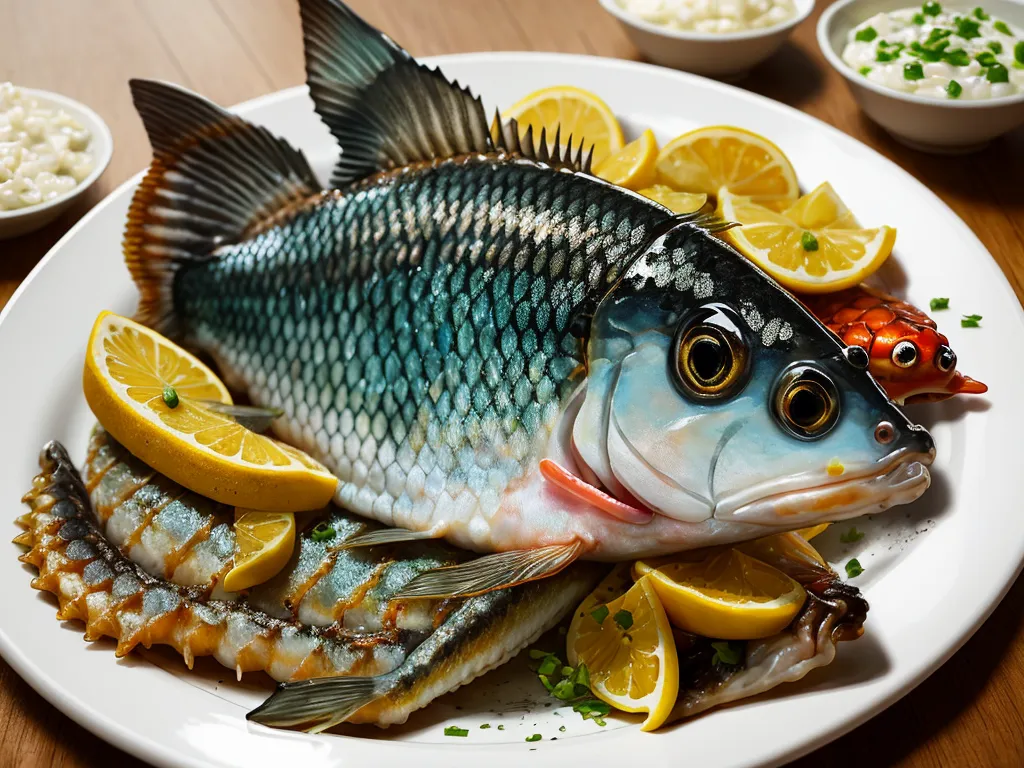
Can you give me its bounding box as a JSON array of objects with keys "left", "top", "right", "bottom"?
[
  {"left": 247, "top": 675, "right": 388, "bottom": 733},
  {"left": 393, "top": 541, "right": 584, "bottom": 600},
  {"left": 336, "top": 527, "right": 440, "bottom": 550}
]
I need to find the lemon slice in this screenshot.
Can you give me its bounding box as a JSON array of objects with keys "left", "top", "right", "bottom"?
[
  {"left": 719, "top": 188, "right": 896, "bottom": 294},
  {"left": 782, "top": 181, "right": 859, "bottom": 230},
  {"left": 82, "top": 311, "right": 338, "bottom": 512},
  {"left": 797, "top": 523, "right": 830, "bottom": 540},
  {"left": 223, "top": 509, "right": 296, "bottom": 592},
  {"left": 567, "top": 571, "right": 678, "bottom": 731},
  {"left": 638, "top": 184, "right": 708, "bottom": 214},
  {"left": 504, "top": 85, "right": 624, "bottom": 166},
  {"left": 656, "top": 126, "right": 799, "bottom": 211},
  {"left": 595, "top": 129, "right": 658, "bottom": 191},
  {"left": 633, "top": 550, "right": 806, "bottom": 640}
]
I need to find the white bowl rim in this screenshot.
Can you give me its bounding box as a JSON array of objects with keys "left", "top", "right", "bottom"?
[
  {"left": 0, "top": 87, "right": 114, "bottom": 221},
  {"left": 598, "top": 0, "right": 815, "bottom": 42},
  {"left": 817, "top": 0, "right": 1024, "bottom": 109}
]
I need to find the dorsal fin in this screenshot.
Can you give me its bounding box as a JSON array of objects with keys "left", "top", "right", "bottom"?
[
  {"left": 489, "top": 112, "right": 594, "bottom": 174},
  {"left": 299, "top": 0, "right": 493, "bottom": 187}
]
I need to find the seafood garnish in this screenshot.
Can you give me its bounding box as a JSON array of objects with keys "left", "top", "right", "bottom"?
[
  {"left": 805, "top": 284, "right": 988, "bottom": 404},
  {"left": 17, "top": 434, "right": 602, "bottom": 730},
  {"left": 115, "top": 0, "right": 934, "bottom": 599}
]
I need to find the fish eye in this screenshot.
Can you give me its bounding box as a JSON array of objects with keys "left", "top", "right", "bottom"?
[
  {"left": 935, "top": 345, "right": 956, "bottom": 373},
  {"left": 891, "top": 340, "right": 918, "bottom": 369},
  {"left": 672, "top": 304, "right": 750, "bottom": 401},
  {"left": 843, "top": 345, "right": 870, "bottom": 370},
  {"left": 772, "top": 365, "right": 840, "bottom": 440}
]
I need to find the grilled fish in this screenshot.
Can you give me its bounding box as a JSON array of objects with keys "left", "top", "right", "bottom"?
[
  {"left": 120, "top": 0, "right": 934, "bottom": 597},
  {"left": 17, "top": 431, "right": 867, "bottom": 732},
  {"left": 805, "top": 284, "right": 988, "bottom": 404}
]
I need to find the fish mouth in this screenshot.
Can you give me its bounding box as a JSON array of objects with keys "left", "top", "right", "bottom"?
[{"left": 712, "top": 447, "right": 935, "bottom": 527}]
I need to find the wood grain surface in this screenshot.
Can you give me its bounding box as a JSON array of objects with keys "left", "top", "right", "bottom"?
[{"left": 1, "top": 1, "right": 1022, "bottom": 765}]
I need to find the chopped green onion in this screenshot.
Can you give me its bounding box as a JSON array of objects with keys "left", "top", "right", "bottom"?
[
  {"left": 1016, "top": 41, "right": 1024, "bottom": 64},
  {"left": 985, "top": 63, "right": 1010, "bottom": 83},
  {"left": 855, "top": 26, "right": 878, "bottom": 42},
  {"left": 859, "top": 66, "right": 873, "bottom": 76},
  {"left": 943, "top": 48, "right": 970, "bottom": 66},
  {"left": 930, "top": 297, "right": 950, "bottom": 310},
  {"left": 480, "top": 723, "right": 491, "bottom": 729},
  {"left": 904, "top": 62, "right": 925, "bottom": 80},
  {"left": 528, "top": 649, "right": 552, "bottom": 659},
  {"left": 912, "top": 12, "right": 926, "bottom": 24},
  {"left": 875, "top": 40, "right": 906, "bottom": 62},
  {"left": 922, "top": 1, "right": 941, "bottom": 16},
  {"left": 590, "top": 605, "right": 609, "bottom": 625},
  {"left": 537, "top": 655, "right": 559, "bottom": 676},
  {"left": 954, "top": 16, "right": 982, "bottom": 39},
  {"left": 497, "top": 725, "right": 505, "bottom": 730},
  {"left": 162, "top": 384, "right": 179, "bottom": 409},
  {"left": 926, "top": 28, "right": 953, "bottom": 44},
  {"left": 526, "top": 734, "right": 542, "bottom": 743},
  {"left": 613, "top": 609, "right": 634, "bottom": 630},
  {"left": 559, "top": 725, "right": 567, "bottom": 733},
  {"left": 840, "top": 526, "right": 865, "bottom": 543},
  {"left": 310, "top": 522, "right": 336, "bottom": 542},
  {"left": 993, "top": 20, "right": 1012, "bottom": 35},
  {"left": 973, "top": 7, "right": 989, "bottom": 20},
  {"left": 801, "top": 231, "right": 819, "bottom": 251},
  {"left": 573, "top": 699, "right": 611, "bottom": 725},
  {"left": 976, "top": 51, "right": 999, "bottom": 66},
  {"left": 988, "top": 41, "right": 1003, "bottom": 54},
  {"left": 946, "top": 80, "right": 963, "bottom": 98},
  {"left": 845, "top": 558, "right": 864, "bottom": 578},
  {"left": 445, "top": 726, "right": 469, "bottom": 737},
  {"left": 961, "top": 314, "right": 983, "bottom": 327},
  {"left": 710, "top": 640, "right": 743, "bottom": 666}
]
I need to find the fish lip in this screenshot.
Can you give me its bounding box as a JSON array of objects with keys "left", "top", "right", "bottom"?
[{"left": 712, "top": 447, "right": 934, "bottom": 526}]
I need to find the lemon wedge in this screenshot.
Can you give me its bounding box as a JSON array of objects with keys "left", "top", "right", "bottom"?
[
  {"left": 633, "top": 550, "right": 806, "bottom": 640},
  {"left": 655, "top": 125, "right": 799, "bottom": 211},
  {"left": 782, "top": 181, "right": 859, "bottom": 230},
  {"left": 638, "top": 184, "right": 708, "bottom": 214},
  {"left": 504, "top": 85, "right": 624, "bottom": 166},
  {"left": 567, "top": 570, "right": 679, "bottom": 731},
  {"left": 595, "top": 129, "right": 658, "bottom": 190},
  {"left": 82, "top": 311, "right": 338, "bottom": 512},
  {"left": 718, "top": 187, "right": 896, "bottom": 294},
  {"left": 223, "top": 509, "right": 296, "bottom": 592},
  {"left": 797, "top": 523, "right": 831, "bottom": 540}
]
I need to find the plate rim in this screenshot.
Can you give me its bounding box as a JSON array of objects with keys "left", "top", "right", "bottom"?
[{"left": 1, "top": 51, "right": 1022, "bottom": 768}]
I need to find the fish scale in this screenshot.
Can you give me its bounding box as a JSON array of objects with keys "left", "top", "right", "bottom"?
[{"left": 177, "top": 158, "right": 667, "bottom": 548}]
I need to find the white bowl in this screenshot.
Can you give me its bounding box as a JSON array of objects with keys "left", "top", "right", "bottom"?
[
  {"left": 818, "top": 0, "right": 1024, "bottom": 153},
  {"left": 598, "top": 0, "right": 815, "bottom": 79},
  {"left": 0, "top": 88, "right": 113, "bottom": 240}
]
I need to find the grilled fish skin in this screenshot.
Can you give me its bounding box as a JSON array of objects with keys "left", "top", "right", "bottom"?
[
  {"left": 121, "top": 0, "right": 934, "bottom": 574},
  {"left": 18, "top": 437, "right": 600, "bottom": 726}
]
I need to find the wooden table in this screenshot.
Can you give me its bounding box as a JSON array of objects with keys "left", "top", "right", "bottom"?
[{"left": 2, "top": 1, "right": 1022, "bottom": 765}]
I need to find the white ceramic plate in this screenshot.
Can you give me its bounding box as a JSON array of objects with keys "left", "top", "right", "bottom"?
[{"left": 1, "top": 53, "right": 1021, "bottom": 768}]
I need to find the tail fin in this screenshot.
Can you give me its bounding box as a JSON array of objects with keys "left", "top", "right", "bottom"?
[
  {"left": 247, "top": 674, "right": 391, "bottom": 733},
  {"left": 124, "top": 79, "right": 321, "bottom": 336}
]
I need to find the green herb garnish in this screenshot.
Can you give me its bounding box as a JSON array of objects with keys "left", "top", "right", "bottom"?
[
  {"left": 904, "top": 62, "right": 926, "bottom": 80},
  {"left": 528, "top": 649, "right": 552, "bottom": 659},
  {"left": 559, "top": 725, "right": 567, "bottom": 732},
  {"left": 973, "top": 7, "right": 989, "bottom": 20},
  {"left": 875, "top": 40, "right": 906, "bottom": 62},
  {"left": 930, "top": 297, "right": 950, "bottom": 310},
  {"left": 162, "top": 384, "right": 180, "bottom": 409},
  {"left": 954, "top": 16, "right": 982, "bottom": 39},
  {"left": 993, "top": 20, "right": 1012, "bottom": 35},
  {"left": 845, "top": 558, "right": 864, "bottom": 578},
  {"left": 944, "top": 80, "right": 962, "bottom": 98},
  {"left": 1015, "top": 41, "right": 1024, "bottom": 64},
  {"left": 526, "top": 734, "right": 542, "bottom": 743},
  {"left": 976, "top": 51, "right": 999, "bottom": 66},
  {"left": 613, "top": 609, "right": 634, "bottom": 630},
  {"left": 913, "top": 12, "right": 926, "bottom": 24},
  {"left": 961, "top": 314, "right": 983, "bottom": 327},
  {"left": 590, "top": 605, "right": 609, "bottom": 625},
  {"left": 855, "top": 26, "right": 878, "bottom": 42},
  {"left": 480, "top": 723, "right": 491, "bottom": 729},
  {"left": 840, "top": 526, "right": 865, "bottom": 543},
  {"left": 497, "top": 725, "right": 505, "bottom": 731},
  {"left": 943, "top": 48, "right": 970, "bottom": 66},
  {"left": 801, "top": 231, "right": 819, "bottom": 251},
  {"left": 573, "top": 699, "right": 611, "bottom": 725},
  {"left": 988, "top": 41, "right": 1003, "bottom": 54},
  {"left": 310, "top": 522, "right": 336, "bottom": 542},
  {"left": 859, "top": 65, "right": 873, "bottom": 75},
  {"left": 445, "top": 726, "right": 469, "bottom": 737},
  {"left": 985, "top": 63, "right": 1010, "bottom": 82},
  {"left": 926, "top": 28, "right": 953, "bottom": 44},
  {"left": 710, "top": 641, "right": 743, "bottom": 666},
  {"left": 537, "top": 655, "right": 560, "bottom": 677},
  {"left": 922, "top": 1, "right": 941, "bottom": 16}
]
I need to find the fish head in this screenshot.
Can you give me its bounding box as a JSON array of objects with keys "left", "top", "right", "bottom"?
[{"left": 570, "top": 224, "right": 935, "bottom": 541}]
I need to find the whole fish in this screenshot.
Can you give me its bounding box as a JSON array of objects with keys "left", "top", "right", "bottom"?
[
  {"left": 804, "top": 285, "right": 988, "bottom": 405},
  {"left": 17, "top": 431, "right": 867, "bottom": 732},
  {"left": 120, "top": 0, "right": 934, "bottom": 598}
]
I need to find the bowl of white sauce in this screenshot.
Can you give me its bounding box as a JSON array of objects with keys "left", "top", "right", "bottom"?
[
  {"left": 0, "top": 83, "right": 113, "bottom": 240},
  {"left": 598, "top": 0, "right": 816, "bottom": 79},
  {"left": 819, "top": 0, "right": 1024, "bottom": 152}
]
